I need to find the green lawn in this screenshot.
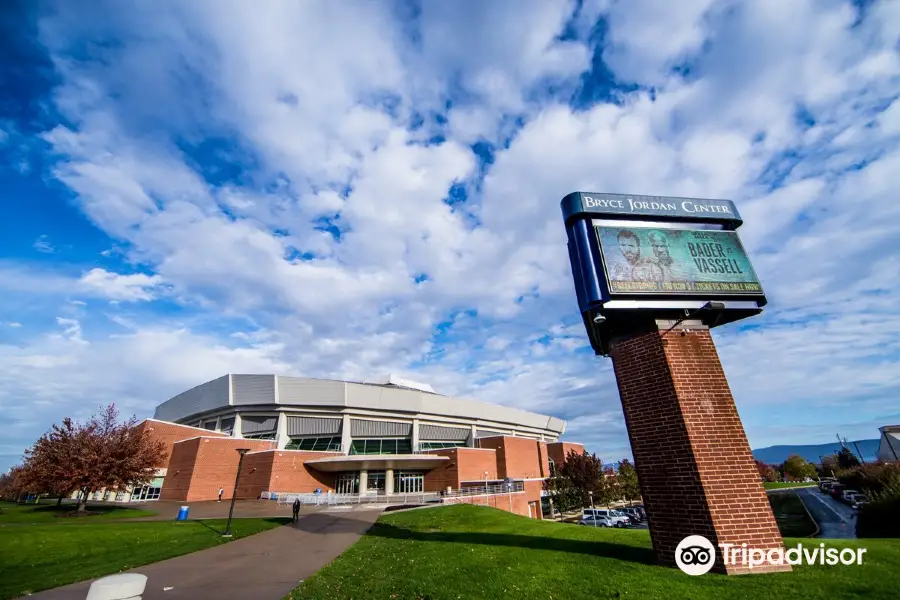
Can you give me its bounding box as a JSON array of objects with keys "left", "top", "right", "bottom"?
[
  {"left": 763, "top": 482, "right": 816, "bottom": 490},
  {"left": 289, "top": 505, "right": 900, "bottom": 600},
  {"left": 768, "top": 493, "right": 818, "bottom": 537},
  {"left": 0, "top": 501, "right": 156, "bottom": 524},
  {"left": 0, "top": 517, "right": 290, "bottom": 600}
]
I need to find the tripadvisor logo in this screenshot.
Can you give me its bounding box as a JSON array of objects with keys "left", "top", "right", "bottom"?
[
  {"left": 675, "top": 535, "right": 868, "bottom": 575},
  {"left": 675, "top": 535, "right": 716, "bottom": 576}
]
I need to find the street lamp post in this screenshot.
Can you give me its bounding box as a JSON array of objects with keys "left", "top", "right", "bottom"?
[
  {"left": 222, "top": 448, "right": 251, "bottom": 538},
  {"left": 589, "top": 491, "right": 596, "bottom": 527}
]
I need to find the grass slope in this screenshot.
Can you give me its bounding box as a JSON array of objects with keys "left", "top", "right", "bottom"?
[
  {"left": 0, "top": 517, "right": 289, "bottom": 600},
  {"left": 0, "top": 501, "right": 155, "bottom": 524},
  {"left": 768, "top": 493, "right": 818, "bottom": 537},
  {"left": 290, "top": 505, "right": 900, "bottom": 600}
]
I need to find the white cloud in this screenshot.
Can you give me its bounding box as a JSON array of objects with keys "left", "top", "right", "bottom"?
[
  {"left": 77, "top": 268, "right": 165, "bottom": 302},
  {"left": 2, "top": 0, "right": 899, "bottom": 469},
  {"left": 33, "top": 235, "right": 56, "bottom": 254}
]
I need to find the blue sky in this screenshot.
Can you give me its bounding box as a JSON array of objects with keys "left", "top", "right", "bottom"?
[{"left": 2, "top": 0, "right": 900, "bottom": 472}]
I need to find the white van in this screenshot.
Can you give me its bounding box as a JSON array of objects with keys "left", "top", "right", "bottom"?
[{"left": 579, "top": 508, "right": 630, "bottom": 528}]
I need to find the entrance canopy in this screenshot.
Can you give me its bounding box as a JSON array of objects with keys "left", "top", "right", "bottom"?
[{"left": 304, "top": 454, "right": 449, "bottom": 472}]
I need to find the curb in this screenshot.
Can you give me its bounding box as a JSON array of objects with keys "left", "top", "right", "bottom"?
[{"left": 791, "top": 490, "right": 821, "bottom": 538}]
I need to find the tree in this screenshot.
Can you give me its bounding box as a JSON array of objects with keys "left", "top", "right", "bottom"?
[
  {"left": 20, "top": 417, "right": 92, "bottom": 505},
  {"left": 782, "top": 455, "right": 817, "bottom": 481},
  {"left": 543, "top": 450, "right": 610, "bottom": 511},
  {"left": 616, "top": 459, "right": 641, "bottom": 502},
  {"left": 20, "top": 404, "right": 166, "bottom": 511},
  {"left": 0, "top": 466, "right": 27, "bottom": 502},
  {"left": 755, "top": 459, "right": 779, "bottom": 482},
  {"left": 837, "top": 447, "right": 861, "bottom": 470}
]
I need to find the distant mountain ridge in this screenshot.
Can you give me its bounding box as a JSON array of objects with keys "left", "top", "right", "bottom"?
[{"left": 752, "top": 439, "right": 880, "bottom": 465}]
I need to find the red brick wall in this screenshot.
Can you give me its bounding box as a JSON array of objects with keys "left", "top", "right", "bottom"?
[
  {"left": 234, "top": 451, "right": 275, "bottom": 499},
  {"left": 160, "top": 438, "right": 201, "bottom": 501},
  {"left": 476, "top": 436, "right": 547, "bottom": 479},
  {"left": 423, "top": 448, "right": 498, "bottom": 492},
  {"left": 610, "top": 326, "right": 789, "bottom": 575},
  {"left": 161, "top": 437, "right": 276, "bottom": 502},
  {"left": 547, "top": 442, "right": 585, "bottom": 470},
  {"left": 523, "top": 479, "right": 545, "bottom": 520},
  {"left": 136, "top": 420, "right": 228, "bottom": 469},
  {"left": 246, "top": 450, "right": 335, "bottom": 498}
]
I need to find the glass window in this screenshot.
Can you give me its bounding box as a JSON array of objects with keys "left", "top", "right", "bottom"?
[
  {"left": 243, "top": 432, "right": 276, "bottom": 440},
  {"left": 286, "top": 436, "right": 341, "bottom": 451},
  {"left": 419, "top": 441, "right": 466, "bottom": 450},
  {"left": 349, "top": 439, "right": 411, "bottom": 455}
]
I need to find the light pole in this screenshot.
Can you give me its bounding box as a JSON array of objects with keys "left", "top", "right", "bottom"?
[
  {"left": 589, "top": 491, "right": 596, "bottom": 527},
  {"left": 222, "top": 448, "right": 251, "bottom": 538},
  {"left": 484, "top": 471, "right": 489, "bottom": 495}
]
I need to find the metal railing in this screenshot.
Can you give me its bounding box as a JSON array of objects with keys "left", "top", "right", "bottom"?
[
  {"left": 272, "top": 491, "right": 442, "bottom": 506},
  {"left": 445, "top": 482, "right": 525, "bottom": 497},
  {"left": 268, "top": 481, "right": 525, "bottom": 507}
]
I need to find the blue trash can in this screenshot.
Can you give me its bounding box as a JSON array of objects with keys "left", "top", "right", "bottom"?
[{"left": 176, "top": 505, "right": 190, "bottom": 521}]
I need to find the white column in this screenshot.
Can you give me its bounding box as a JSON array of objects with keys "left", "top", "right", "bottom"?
[
  {"left": 411, "top": 418, "right": 420, "bottom": 452},
  {"left": 386, "top": 469, "right": 394, "bottom": 495},
  {"left": 233, "top": 413, "right": 244, "bottom": 439},
  {"left": 341, "top": 414, "right": 352, "bottom": 455},
  {"left": 469, "top": 425, "right": 477, "bottom": 447},
  {"left": 276, "top": 412, "right": 288, "bottom": 449},
  {"left": 214, "top": 416, "right": 222, "bottom": 432},
  {"left": 359, "top": 470, "right": 368, "bottom": 494}
]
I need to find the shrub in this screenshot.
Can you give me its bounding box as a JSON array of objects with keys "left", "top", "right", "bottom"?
[
  {"left": 856, "top": 479, "right": 900, "bottom": 538},
  {"left": 837, "top": 462, "right": 900, "bottom": 496}
]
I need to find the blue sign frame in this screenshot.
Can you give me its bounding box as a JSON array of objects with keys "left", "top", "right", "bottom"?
[{"left": 561, "top": 191, "right": 766, "bottom": 355}]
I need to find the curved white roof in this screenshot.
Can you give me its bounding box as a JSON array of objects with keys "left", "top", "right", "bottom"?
[{"left": 153, "top": 374, "right": 565, "bottom": 437}]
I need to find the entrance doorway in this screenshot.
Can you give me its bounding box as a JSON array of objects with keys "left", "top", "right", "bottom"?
[
  {"left": 335, "top": 473, "right": 359, "bottom": 495},
  {"left": 367, "top": 470, "right": 386, "bottom": 493},
  {"left": 131, "top": 477, "right": 164, "bottom": 501},
  {"left": 397, "top": 471, "right": 424, "bottom": 493}
]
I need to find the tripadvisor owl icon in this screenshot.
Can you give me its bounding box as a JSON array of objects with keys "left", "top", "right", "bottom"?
[{"left": 675, "top": 535, "right": 716, "bottom": 576}]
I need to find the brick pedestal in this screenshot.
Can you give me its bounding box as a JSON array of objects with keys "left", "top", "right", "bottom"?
[{"left": 609, "top": 321, "right": 790, "bottom": 575}]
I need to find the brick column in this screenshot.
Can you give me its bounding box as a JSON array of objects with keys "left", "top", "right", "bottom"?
[{"left": 609, "top": 320, "right": 790, "bottom": 575}]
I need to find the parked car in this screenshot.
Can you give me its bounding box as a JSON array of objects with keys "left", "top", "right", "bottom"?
[
  {"left": 620, "top": 507, "right": 644, "bottom": 522},
  {"left": 829, "top": 485, "right": 846, "bottom": 500},
  {"left": 580, "top": 508, "right": 631, "bottom": 528},
  {"left": 841, "top": 489, "right": 860, "bottom": 503},
  {"left": 819, "top": 480, "right": 836, "bottom": 492},
  {"left": 852, "top": 498, "right": 868, "bottom": 511}
]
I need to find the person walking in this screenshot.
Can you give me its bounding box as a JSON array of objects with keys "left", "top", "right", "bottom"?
[
  {"left": 218, "top": 487, "right": 224, "bottom": 503},
  {"left": 292, "top": 497, "right": 301, "bottom": 523}
]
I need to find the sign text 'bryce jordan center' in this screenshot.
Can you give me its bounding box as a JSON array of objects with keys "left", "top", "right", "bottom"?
[{"left": 574, "top": 192, "right": 741, "bottom": 220}]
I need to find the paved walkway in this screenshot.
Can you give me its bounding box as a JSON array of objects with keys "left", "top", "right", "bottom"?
[{"left": 22, "top": 509, "right": 383, "bottom": 600}]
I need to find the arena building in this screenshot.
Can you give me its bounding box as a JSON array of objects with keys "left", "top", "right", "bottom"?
[{"left": 98, "top": 374, "right": 585, "bottom": 519}]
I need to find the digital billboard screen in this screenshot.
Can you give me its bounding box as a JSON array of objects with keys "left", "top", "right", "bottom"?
[{"left": 595, "top": 226, "right": 763, "bottom": 295}]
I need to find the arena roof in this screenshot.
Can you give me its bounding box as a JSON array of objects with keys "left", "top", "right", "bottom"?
[{"left": 153, "top": 374, "right": 565, "bottom": 437}]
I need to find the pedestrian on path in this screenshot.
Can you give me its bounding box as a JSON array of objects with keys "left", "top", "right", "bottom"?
[
  {"left": 218, "top": 487, "right": 224, "bottom": 502},
  {"left": 292, "top": 497, "right": 301, "bottom": 523}
]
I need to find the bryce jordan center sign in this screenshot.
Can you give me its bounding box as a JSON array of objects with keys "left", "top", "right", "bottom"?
[{"left": 561, "top": 192, "right": 764, "bottom": 297}]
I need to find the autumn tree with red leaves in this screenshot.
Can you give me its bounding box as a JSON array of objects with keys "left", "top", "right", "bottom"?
[
  {"left": 20, "top": 404, "right": 166, "bottom": 511},
  {"left": 0, "top": 466, "right": 28, "bottom": 502},
  {"left": 755, "top": 459, "right": 779, "bottom": 483}
]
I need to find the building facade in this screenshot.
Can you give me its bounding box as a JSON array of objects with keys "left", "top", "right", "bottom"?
[
  {"left": 125, "top": 374, "right": 583, "bottom": 519},
  {"left": 877, "top": 425, "right": 900, "bottom": 463}
]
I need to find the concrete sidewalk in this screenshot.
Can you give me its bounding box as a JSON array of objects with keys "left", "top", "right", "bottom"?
[{"left": 22, "top": 509, "right": 382, "bottom": 600}]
